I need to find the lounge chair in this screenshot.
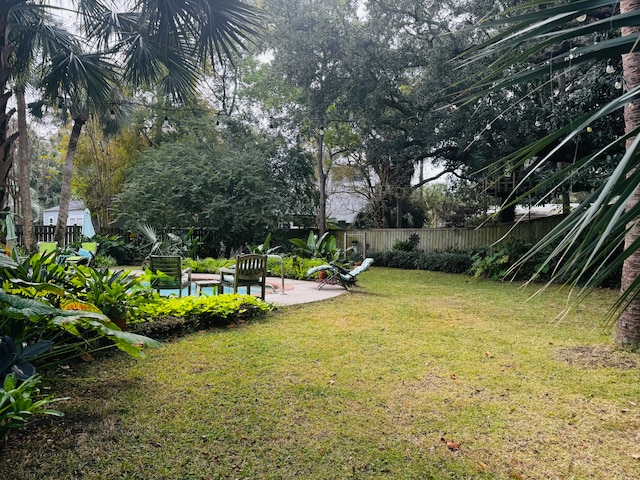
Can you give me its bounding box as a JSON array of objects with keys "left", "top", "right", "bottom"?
[
  {"left": 220, "top": 254, "right": 268, "bottom": 300},
  {"left": 149, "top": 255, "right": 192, "bottom": 297},
  {"left": 37, "top": 241, "right": 59, "bottom": 262},
  {"left": 66, "top": 242, "right": 98, "bottom": 266},
  {"left": 306, "top": 258, "right": 374, "bottom": 290}
]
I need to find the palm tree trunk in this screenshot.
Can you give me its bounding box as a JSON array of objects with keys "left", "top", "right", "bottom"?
[
  {"left": 15, "top": 86, "right": 34, "bottom": 251},
  {"left": 54, "top": 116, "right": 86, "bottom": 246},
  {"left": 0, "top": 2, "right": 18, "bottom": 209},
  {"left": 617, "top": 0, "right": 640, "bottom": 348}
]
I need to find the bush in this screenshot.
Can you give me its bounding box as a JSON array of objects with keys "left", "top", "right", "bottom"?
[
  {"left": 469, "top": 239, "right": 553, "bottom": 281},
  {"left": 183, "top": 257, "right": 235, "bottom": 273},
  {"left": 185, "top": 256, "right": 326, "bottom": 280},
  {"left": 392, "top": 240, "right": 415, "bottom": 252},
  {"left": 371, "top": 250, "right": 473, "bottom": 274},
  {"left": 128, "top": 294, "right": 271, "bottom": 338}
]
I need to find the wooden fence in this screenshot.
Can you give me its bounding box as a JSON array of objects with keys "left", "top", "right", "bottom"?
[
  {"left": 21, "top": 216, "right": 564, "bottom": 256},
  {"left": 336, "top": 216, "right": 565, "bottom": 256}
]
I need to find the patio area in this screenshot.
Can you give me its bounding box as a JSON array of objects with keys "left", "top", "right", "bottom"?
[{"left": 189, "top": 273, "right": 348, "bottom": 306}]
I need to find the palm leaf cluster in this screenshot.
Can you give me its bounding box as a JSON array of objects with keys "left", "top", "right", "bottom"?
[{"left": 457, "top": 1, "right": 640, "bottom": 331}]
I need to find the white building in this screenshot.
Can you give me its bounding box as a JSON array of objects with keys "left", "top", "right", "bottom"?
[{"left": 43, "top": 200, "right": 85, "bottom": 226}]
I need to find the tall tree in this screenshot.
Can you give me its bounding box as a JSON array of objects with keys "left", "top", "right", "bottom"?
[
  {"left": 12, "top": 10, "right": 78, "bottom": 250},
  {"left": 115, "top": 114, "right": 315, "bottom": 250}
]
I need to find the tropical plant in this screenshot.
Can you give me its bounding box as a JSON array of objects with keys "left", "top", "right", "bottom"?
[
  {"left": 71, "top": 266, "right": 155, "bottom": 328},
  {"left": 246, "top": 233, "right": 281, "bottom": 255},
  {"left": 0, "top": 288, "right": 159, "bottom": 361},
  {"left": 0, "top": 335, "right": 52, "bottom": 382},
  {"left": 0, "top": 374, "right": 65, "bottom": 452},
  {"left": 290, "top": 232, "right": 335, "bottom": 260},
  {"left": 136, "top": 222, "right": 190, "bottom": 259},
  {"left": 457, "top": 0, "right": 640, "bottom": 347}
]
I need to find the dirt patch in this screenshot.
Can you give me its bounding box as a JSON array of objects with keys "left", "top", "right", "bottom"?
[{"left": 556, "top": 345, "right": 638, "bottom": 370}]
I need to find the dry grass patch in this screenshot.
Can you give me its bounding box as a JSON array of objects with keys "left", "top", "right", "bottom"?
[{"left": 2, "top": 268, "right": 639, "bottom": 479}]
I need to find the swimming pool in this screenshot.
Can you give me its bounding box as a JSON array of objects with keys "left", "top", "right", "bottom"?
[{"left": 143, "top": 281, "right": 276, "bottom": 297}]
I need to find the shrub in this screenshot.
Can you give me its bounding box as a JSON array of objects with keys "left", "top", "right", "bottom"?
[
  {"left": 392, "top": 240, "right": 415, "bottom": 252},
  {"left": 185, "top": 256, "right": 326, "bottom": 280},
  {"left": 267, "top": 256, "right": 326, "bottom": 280},
  {"left": 128, "top": 294, "right": 271, "bottom": 338},
  {"left": 469, "top": 239, "right": 553, "bottom": 281},
  {"left": 183, "top": 257, "right": 235, "bottom": 273},
  {"left": 415, "top": 251, "right": 474, "bottom": 274},
  {"left": 371, "top": 250, "right": 473, "bottom": 274}
]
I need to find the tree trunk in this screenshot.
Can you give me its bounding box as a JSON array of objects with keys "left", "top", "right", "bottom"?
[
  {"left": 316, "top": 130, "right": 327, "bottom": 235},
  {"left": 15, "top": 87, "right": 34, "bottom": 251},
  {"left": 0, "top": 4, "right": 18, "bottom": 209},
  {"left": 617, "top": 0, "right": 640, "bottom": 348},
  {"left": 54, "top": 117, "right": 86, "bottom": 246}
]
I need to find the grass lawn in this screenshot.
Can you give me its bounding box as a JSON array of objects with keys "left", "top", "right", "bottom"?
[{"left": 2, "top": 268, "right": 639, "bottom": 479}]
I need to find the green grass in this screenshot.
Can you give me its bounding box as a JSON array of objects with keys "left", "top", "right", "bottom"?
[{"left": 3, "top": 268, "right": 640, "bottom": 479}]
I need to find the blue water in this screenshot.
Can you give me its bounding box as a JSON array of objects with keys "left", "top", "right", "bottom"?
[{"left": 142, "top": 281, "right": 262, "bottom": 297}]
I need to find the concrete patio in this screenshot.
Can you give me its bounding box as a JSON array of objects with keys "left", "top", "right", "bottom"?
[{"left": 190, "top": 273, "right": 348, "bottom": 306}]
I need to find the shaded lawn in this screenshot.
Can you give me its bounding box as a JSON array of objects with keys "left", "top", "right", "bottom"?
[{"left": 2, "top": 268, "right": 640, "bottom": 479}]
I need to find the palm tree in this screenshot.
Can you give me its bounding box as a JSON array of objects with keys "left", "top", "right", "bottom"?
[
  {"left": 0, "top": 0, "right": 261, "bottom": 212},
  {"left": 459, "top": 1, "right": 640, "bottom": 347},
  {"left": 35, "top": 46, "right": 121, "bottom": 246},
  {"left": 12, "top": 11, "right": 79, "bottom": 251}
]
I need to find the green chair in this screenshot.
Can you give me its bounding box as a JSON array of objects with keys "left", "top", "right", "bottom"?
[
  {"left": 149, "top": 255, "right": 192, "bottom": 297},
  {"left": 37, "top": 241, "right": 59, "bottom": 262},
  {"left": 220, "top": 254, "right": 268, "bottom": 300},
  {"left": 66, "top": 242, "right": 98, "bottom": 266}
]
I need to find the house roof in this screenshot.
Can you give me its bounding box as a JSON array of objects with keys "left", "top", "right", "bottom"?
[{"left": 43, "top": 200, "right": 85, "bottom": 213}]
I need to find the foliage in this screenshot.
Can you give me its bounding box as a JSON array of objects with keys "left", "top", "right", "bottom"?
[
  {"left": 183, "top": 257, "right": 235, "bottom": 274},
  {"left": 469, "top": 239, "right": 554, "bottom": 282},
  {"left": 0, "top": 335, "right": 52, "bottom": 382},
  {"left": 0, "top": 252, "right": 160, "bottom": 362},
  {"left": 115, "top": 116, "right": 316, "bottom": 250},
  {"left": 470, "top": 248, "right": 511, "bottom": 281},
  {"left": 70, "top": 266, "right": 155, "bottom": 323},
  {"left": 245, "top": 233, "right": 281, "bottom": 255},
  {"left": 71, "top": 120, "right": 137, "bottom": 228},
  {"left": 290, "top": 231, "right": 350, "bottom": 262},
  {"left": 0, "top": 374, "right": 65, "bottom": 451},
  {"left": 392, "top": 234, "right": 420, "bottom": 252},
  {"left": 454, "top": 1, "right": 640, "bottom": 343},
  {"left": 0, "top": 288, "right": 160, "bottom": 361},
  {"left": 128, "top": 294, "right": 271, "bottom": 337},
  {"left": 184, "top": 255, "right": 326, "bottom": 280},
  {"left": 267, "top": 256, "right": 327, "bottom": 280},
  {"left": 90, "top": 234, "right": 133, "bottom": 266},
  {"left": 371, "top": 250, "right": 473, "bottom": 274}
]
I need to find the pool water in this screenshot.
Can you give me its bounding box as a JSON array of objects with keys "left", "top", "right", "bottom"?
[{"left": 142, "top": 281, "right": 264, "bottom": 297}]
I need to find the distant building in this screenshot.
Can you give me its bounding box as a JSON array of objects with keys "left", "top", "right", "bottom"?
[{"left": 43, "top": 200, "right": 85, "bottom": 226}]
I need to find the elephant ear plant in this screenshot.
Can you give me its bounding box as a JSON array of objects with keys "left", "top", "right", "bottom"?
[{"left": 0, "top": 287, "right": 162, "bottom": 452}]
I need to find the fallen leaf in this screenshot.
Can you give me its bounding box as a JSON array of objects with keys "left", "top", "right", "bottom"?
[
  {"left": 478, "top": 461, "right": 492, "bottom": 472},
  {"left": 441, "top": 437, "right": 461, "bottom": 450},
  {"left": 329, "top": 379, "right": 335, "bottom": 385},
  {"left": 80, "top": 353, "right": 94, "bottom": 362},
  {"left": 450, "top": 373, "right": 457, "bottom": 379},
  {"left": 485, "top": 351, "right": 494, "bottom": 358},
  {"left": 632, "top": 453, "right": 640, "bottom": 460}
]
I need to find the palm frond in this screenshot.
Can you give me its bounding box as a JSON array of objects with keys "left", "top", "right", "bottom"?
[{"left": 456, "top": 0, "right": 640, "bottom": 327}]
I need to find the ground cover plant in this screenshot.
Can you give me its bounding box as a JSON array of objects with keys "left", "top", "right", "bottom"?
[{"left": 2, "top": 268, "right": 639, "bottom": 479}]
